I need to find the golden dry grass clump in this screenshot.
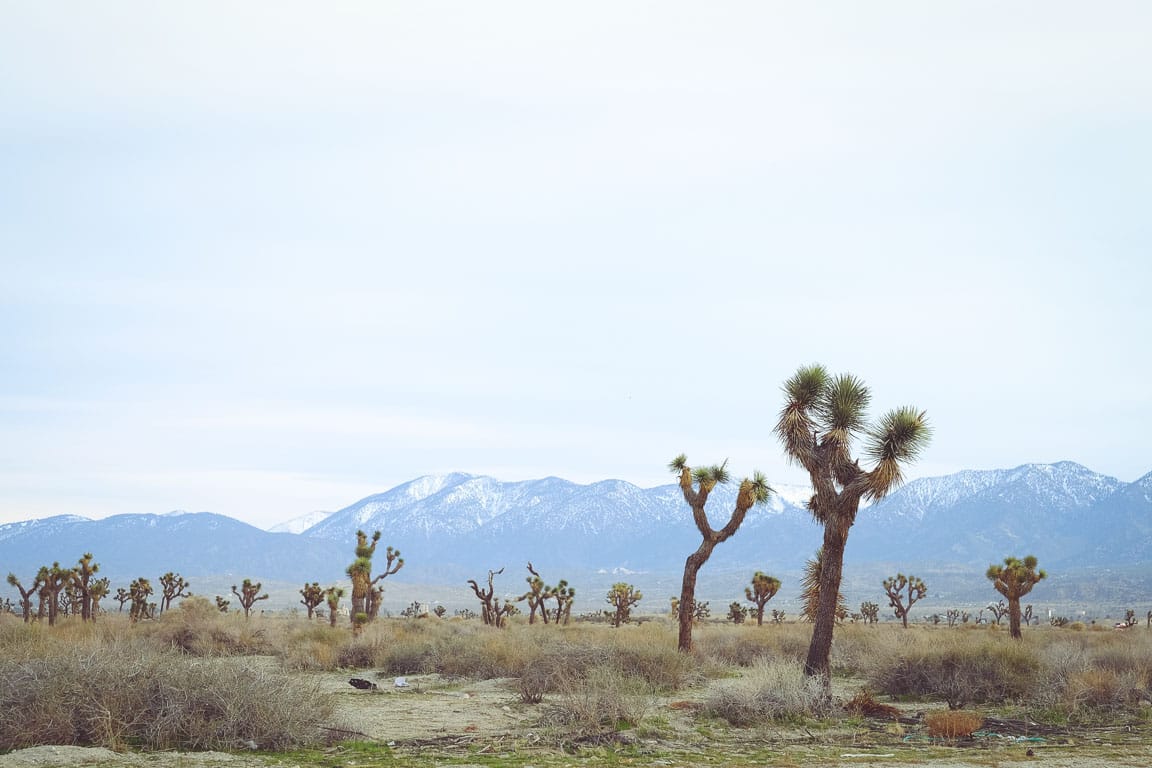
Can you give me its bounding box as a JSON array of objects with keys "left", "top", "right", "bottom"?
[{"left": 924, "top": 709, "right": 983, "bottom": 738}]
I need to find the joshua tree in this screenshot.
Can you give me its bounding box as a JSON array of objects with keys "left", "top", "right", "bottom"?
[
  {"left": 324, "top": 586, "right": 344, "bottom": 627},
  {"left": 745, "top": 571, "right": 782, "bottom": 626},
  {"left": 860, "top": 601, "right": 880, "bottom": 624},
  {"left": 114, "top": 587, "right": 131, "bottom": 612},
  {"left": 6, "top": 572, "right": 43, "bottom": 623},
  {"left": 727, "top": 602, "right": 748, "bottom": 624},
  {"left": 299, "top": 582, "right": 325, "bottom": 619},
  {"left": 799, "top": 548, "right": 847, "bottom": 624},
  {"left": 158, "top": 572, "right": 191, "bottom": 614},
  {"left": 88, "top": 577, "right": 110, "bottom": 619},
  {"left": 214, "top": 595, "right": 230, "bottom": 613},
  {"left": 984, "top": 600, "right": 1009, "bottom": 625},
  {"left": 605, "top": 582, "right": 641, "bottom": 627},
  {"left": 945, "top": 608, "right": 962, "bottom": 627},
  {"left": 548, "top": 579, "right": 576, "bottom": 625},
  {"left": 987, "top": 555, "right": 1046, "bottom": 639},
  {"left": 517, "top": 563, "right": 549, "bottom": 624},
  {"left": 670, "top": 454, "right": 772, "bottom": 652},
  {"left": 346, "top": 530, "right": 404, "bottom": 626},
  {"left": 433, "top": 604, "right": 447, "bottom": 618},
  {"left": 467, "top": 567, "right": 515, "bottom": 627},
  {"left": 883, "top": 573, "right": 927, "bottom": 629},
  {"left": 128, "top": 577, "right": 154, "bottom": 622},
  {"left": 72, "top": 553, "right": 101, "bottom": 622},
  {"left": 770, "top": 609, "right": 786, "bottom": 624},
  {"left": 775, "top": 364, "right": 930, "bottom": 686},
  {"left": 231, "top": 579, "right": 269, "bottom": 619},
  {"left": 41, "top": 562, "right": 73, "bottom": 626}
]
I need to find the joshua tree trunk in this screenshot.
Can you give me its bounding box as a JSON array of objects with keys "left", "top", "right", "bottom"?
[
  {"left": 677, "top": 545, "right": 716, "bottom": 652},
  {"left": 1008, "top": 598, "right": 1023, "bottom": 639},
  {"left": 805, "top": 522, "right": 847, "bottom": 681}
]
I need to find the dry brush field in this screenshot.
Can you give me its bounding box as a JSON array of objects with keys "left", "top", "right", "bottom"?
[{"left": 2, "top": 599, "right": 1151, "bottom": 768}]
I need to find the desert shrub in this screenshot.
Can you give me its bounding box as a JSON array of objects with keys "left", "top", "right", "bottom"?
[
  {"left": 869, "top": 636, "right": 1039, "bottom": 709},
  {"left": 1069, "top": 621, "right": 1086, "bottom": 632},
  {"left": 546, "top": 666, "right": 654, "bottom": 735},
  {"left": 1032, "top": 635, "right": 1152, "bottom": 718},
  {"left": 844, "top": 688, "right": 900, "bottom": 719},
  {"left": 0, "top": 638, "right": 333, "bottom": 751},
  {"left": 148, "top": 598, "right": 273, "bottom": 656},
  {"left": 703, "top": 659, "right": 829, "bottom": 725},
  {"left": 693, "top": 626, "right": 776, "bottom": 667},
  {"left": 925, "top": 709, "right": 983, "bottom": 738}
]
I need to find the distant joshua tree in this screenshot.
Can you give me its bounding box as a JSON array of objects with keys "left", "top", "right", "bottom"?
[
  {"left": 215, "top": 595, "right": 230, "bottom": 613},
  {"left": 605, "top": 582, "right": 641, "bottom": 628},
  {"left": 231, "top": 579, "right": 269, "bottom": 619},
  {"left": 41, "top": 563, "right": 73, "bottom": 626},
  {"left": 73, "top": 553, "right": 101, "bottom": 622},
  {"left": 745, "top": 571, "right": 782, "bottom": 626},
  {"left": 158, "top": 572, "right": 191, "bottom": 614},
  {"left": 346, "top": 530, "right": 403, "bottom": 626},
  {"left": 882, "top": 573, "right": 927, "bottom": 628},
  {"left": 467, "top": 567, "right": 516, "bottom": 627},
  {"left": 299, "top": 582, "right": 325, "bottom": 619},
  {"left": 88, "top": 577, "right": 110, "bottom": 619},
  {"left": 6, "top": 572, "right": 43, "bottom": 623},
  {"left": 669, "top": 454, "right": 772, "bottom": 652},
  {"left": 987, "top": 555, "right": 1046, "bottom": 639},
  {"left": 860, "top": 601, "right": 880, "bottom": 624},
  {"left": 129, "top": 577, "right": 154, "bottom": 622},
  {"left": 727, "top": 602, "right": 748, "bottom": 624},
  {"left": 324, "top": 586, "right": 344, "bottom": 627},
  {"left": 516, "top": 563, "right": 575, "bottom": 625}
]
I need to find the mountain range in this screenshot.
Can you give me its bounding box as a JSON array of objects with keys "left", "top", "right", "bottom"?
[{"left": 1, "top": 462, "right": 1149, "bottom": 612}]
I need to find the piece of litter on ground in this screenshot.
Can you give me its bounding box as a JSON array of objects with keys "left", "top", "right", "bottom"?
[
  {"left": 841, "top": 754, "right": 895, "bottom": 759},
  {"left": 394, "top": 677, "right": 409, "bottom": 687}
]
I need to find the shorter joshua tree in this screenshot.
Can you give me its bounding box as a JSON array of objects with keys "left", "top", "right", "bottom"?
[
  {"left": 985, "top": 599, "right": 1010, "bottom": 626},
  {"left": 882, "top": 573, "right": 927, "bottom": 629},
  {"left": 770, "top": 609, "right": 786, "bottom": 624},
  {"left": 605, "top": 582, "right": 641, "bottom": 627},
  {"left": 129, "top": 577, "right": 154, "bottom": 622},
  {"left": 215, "top": 595, "right": 230, "bottom": 613},
  {"left": 324, "top": 586, "right": 344, "bottom": 628},
  {"left": 6, "top": 572, "right": 42, "bottom": 623},
  {"left": 517, "top": 563, "right": 549, "bottom": 624},
  {"left": 231, "top": 579, "right": 269, "bottom": 619},
  {"left": 670, "top": 454, "right": 772, "bottom": 652},
  {"left": 860, "top": 601, "right": 880, "bottom": 624},
  {"left": 115, "top": 587, "right": 131, "bottom": 612},
  {"left": 158, "top": 572, "right": 191, "bottom": 614},
  {"left": 300, "top": 582, "right": 325, "bottom": 619},
  {"left": 74, "top": 553, "right": 101, "bottom": 622},
  {"left": 467, "top": 568, "right": 516, "bottom": 627},
  {"left": 745, "top": 571, "right": 782, "bottom": 626},
  {"left": 727, "top": 602, "right": 748, "bottom": 624},
  {"left": 986, "top": 555, "right": 1046, "bottom": 639}
]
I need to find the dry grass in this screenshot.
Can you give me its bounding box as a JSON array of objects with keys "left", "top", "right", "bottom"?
[
  {"left": 0, "top": 635, "right": 333, "bottom": 751},
  {"left": 925, "top": 709, "right": 983, "bottom": 738},
  {"left": 703, "top": 658, "right": 830, "bottom": 725}
]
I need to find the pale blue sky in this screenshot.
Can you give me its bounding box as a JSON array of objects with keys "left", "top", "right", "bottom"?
[{"left": 2, "top": 3, "right": 1150, "bottom": 528}]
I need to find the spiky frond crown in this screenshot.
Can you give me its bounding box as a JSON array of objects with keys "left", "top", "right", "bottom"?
[
  {"left": 775, "top": 364, "right": 829, "bottom": 466},
  {"left": 5, "top": 573, "right": 16, "bottom": 587},
  {"left": 692, "top": 460, "right": 730, "bottom": 491},
  {"left": 817, "top": 374, "right": 871, "bottom": 448},
  {"left": 668, "top": 454, "right": 688, "bottom": 473},
  {"left": 863, "top": 406, "right": 931, "bottom": 499}
]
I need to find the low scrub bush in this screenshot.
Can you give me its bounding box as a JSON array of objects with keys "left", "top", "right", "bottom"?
[
  {"left": 703, "top": 659, "right": 829, "bottom": 725},
  {"left": 869, "top": 636, "right": 1039, "bottom": 709},
  {"left": 925, "top": 709, "right": 983, "bottom": 738},
  {"left": 0, "top": 638, "right": 333, "bottom": 751},
  {"left": 545, "top": 666, "right": 654, "bottom": 735}
]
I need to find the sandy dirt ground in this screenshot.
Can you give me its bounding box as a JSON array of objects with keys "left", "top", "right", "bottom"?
[{"left": 2, "top": 670, "right": 1150, "bottom": 768}]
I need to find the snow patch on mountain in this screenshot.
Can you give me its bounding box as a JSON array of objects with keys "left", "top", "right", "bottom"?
[{"left": 269, "top": 509, "right": 333, "bottom": 534}]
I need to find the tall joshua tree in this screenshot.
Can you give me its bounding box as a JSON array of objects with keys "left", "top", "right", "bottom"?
[
  {"left": 347, "top": 530, "right": 403, "bottom": 625},
  {"left": 41, "top": 563, "right": 73, "bottom": 626},
  {"left": 325, "top": 586, "right": 344, "bottom": 628},
  {"left": 987, "top": 555, "right": 1046, "bottom": 639},
  {"left": 775, "top": 364, "right": 930, "bottom": 686},
  {"left": 745, "top": 571, "right": 782, "bottom": 626},
  {"left": 670, "top": 454, "right": 772, "bottom": 652},
  {"left": 883, "top": 573, "right": 927, "bottom": 629}
]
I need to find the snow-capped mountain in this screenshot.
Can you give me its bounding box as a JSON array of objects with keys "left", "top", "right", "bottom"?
[
  {"left": 1, "top": 463, "right": 1148, "bottom": 604},
  {"left": 268, "top": 509, "right": 334, "bottom": 535}
]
